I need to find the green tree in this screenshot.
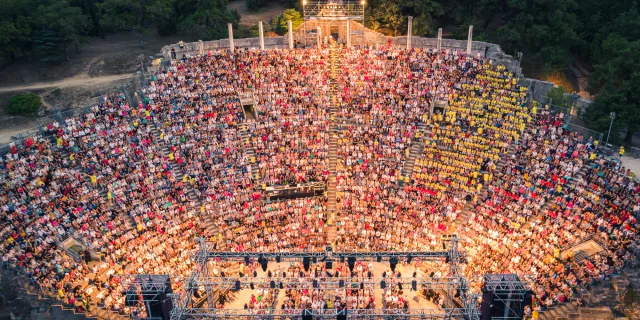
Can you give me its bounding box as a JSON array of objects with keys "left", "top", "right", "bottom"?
[
  {"left": 494, "top": 0, "right": 581, "bottom": 75},
  {"left": 36, "top": 0, "right": 89, "bottom": 61},
  {"left": 545, "top": 86, "right": 570, "bottom": 108},
  {"left": 374, "top": 1, "right": 403, "bottom": 36},
  {"left": 585, "top": 32, "right": 640, "bottom": 144},
  {"left": 402, "top": 0, "right": 443, "bottom": 36},
  {"left": 4, "top": 93, "right": 42, "bottom": 116},
  {"left": 99, "top": 0, "right": 175, "bottom": 48},
  {"left": 272, "top": 9, "right": 303, "bottom": 35},
  {"left": 366, "top": 0, "right": 442, "bottom": 36},
  {"left": 0, "top": 0, "right": 35, "bottom": 62},
  {"left": 175, "top": 0, "right": 239, "bottom": 41},
  {"left": 32, "top": 29, "right": 63, "bottom": 62}
]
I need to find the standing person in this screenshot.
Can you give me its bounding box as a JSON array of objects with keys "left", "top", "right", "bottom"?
[{"left": 619, "top": 146, "right": 625, "bottom": 159}]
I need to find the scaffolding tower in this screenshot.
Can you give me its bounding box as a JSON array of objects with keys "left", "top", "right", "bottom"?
[
  {"left": 302, "top": 0, "right": 366, "bottom": 47},
  {"left": 168, "top": 237, "right": 482, "bottom": 319},
  {"left": 481, "top": 274, "right": 533, "bottom": 319}
]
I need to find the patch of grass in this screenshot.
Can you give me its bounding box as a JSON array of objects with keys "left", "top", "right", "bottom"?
[{"left": 51, "top": 88, "right": 61, "bottom": 95}]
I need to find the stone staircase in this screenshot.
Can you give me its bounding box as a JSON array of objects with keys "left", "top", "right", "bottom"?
[
  {"left": 61, "top": 149, "right": 136, "bottom": 231},
  {"left": 401, "top": 122, "right": 432, "bottom": 178},
  {"left": 454, "top": 136, "right": 518, "bottom": 225},
  {"left": 1, "top": 262, "right": 130, "bottom": 320},
  {"left": 148, "top": 122, "right": 217, "bottom": 237},
  {"left": 519, "top": 162, "right": 590, "bottom": 232},
  {"left": 239, "top": 124, "right": 260, "bottom": 186},
  {"left": 325, "top": 42, "right": 342, "bottom": 246}
]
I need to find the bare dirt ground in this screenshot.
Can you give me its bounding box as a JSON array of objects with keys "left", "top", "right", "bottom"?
[
  {"left": 0, "top": 77, "right": 136, "bottom": 144},
  {"left": 0, "top": 74, "right": 133, "bottom": 93},
  {"left": 227, "top": 0, "right": 286, "bottom": 26},
  {"left": 0, "top": 32, "right": 181, "bottom": 87},
  {"left": 0, "top": 32, "right": 181, "bottom": 144}
]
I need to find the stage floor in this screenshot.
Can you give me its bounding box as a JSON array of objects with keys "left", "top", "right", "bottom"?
[{"left": 225, "top": 262, "right": 441, "bottom": 310}]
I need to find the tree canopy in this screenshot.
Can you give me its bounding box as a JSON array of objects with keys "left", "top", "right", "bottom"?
[
  {"left": 272, "top": 9, "right": 303, "bottom": 35},
  {"left": 0, "top": 0, "right": 238, "bottom": 63}
]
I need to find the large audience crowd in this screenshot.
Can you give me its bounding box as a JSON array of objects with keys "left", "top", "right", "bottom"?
[{"left": 0, "top": 43, "right": 638, "bottom": 319}]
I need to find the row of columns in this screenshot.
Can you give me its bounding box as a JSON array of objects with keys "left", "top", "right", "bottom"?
[
  {"left": 217, "top": 17, "right": 474, "bottom": 54},
  {"left": 404, "top": 17, "right": 474, "bottom": 54},
  {"left": 225, "top": 20, "right": 295, "bottom": 53}
]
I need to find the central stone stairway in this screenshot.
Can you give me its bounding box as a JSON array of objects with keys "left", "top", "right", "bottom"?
[
  {"left": 148, "top": 121, "right": 217, "bottom": 237},
  {"left": 401, "top": 122, "right": 432, "bottom": 178},
  {"left": 326, "top": 42, "right": 342, "bottom": 246},
  {"left": 239, "top": 124, "right": 260, "bottom": 186}
]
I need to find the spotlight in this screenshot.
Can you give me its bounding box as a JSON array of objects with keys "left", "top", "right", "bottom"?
[
  {"left": 380, "top": 280, "right": 386, "bottom": 289},
  {"left": 347, "top": 257, "right": 356, "bottom": 272},
  {"left": 259, "top": 256, "right": 268, "bottom": 272},
  {"left": 389, "top": 257, "right": 398, "bottom": 272},
  {"left": 234, "top": 280, "right": 241, "bottom": 290},
  {"left": 407, "top": 254, "right": 413, "bottom": 264},
  {"left": 411, "top": 280, "right": 417, "bottom": 291},
  {"left": 303, "top": 257, "right": 310, "bottom": 272}
]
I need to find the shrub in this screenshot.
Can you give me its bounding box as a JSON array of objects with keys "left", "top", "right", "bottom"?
[{"left": 4, "top": 93, "right": 42, "bottom": 116}]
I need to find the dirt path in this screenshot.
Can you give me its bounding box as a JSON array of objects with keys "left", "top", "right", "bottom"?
[
  {"left": 227, "top": 0, "right": 285, "bottom": 26},
  {"left": 0, "top": 73, "right": 134, "bottom": 93}
]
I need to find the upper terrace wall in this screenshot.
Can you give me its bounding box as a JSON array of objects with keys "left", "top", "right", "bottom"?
[
  {"left": 160, "top": 37, "right": 288, "bottom": 60},
  {"left": 159, "top": 26, "right": 554, "bottom": 99}
]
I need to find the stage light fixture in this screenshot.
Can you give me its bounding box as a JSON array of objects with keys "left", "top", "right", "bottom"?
[
  {"left": 303, "top": 257, "right": 310, "bottom": 271},
  {"left": 347, "top": 257, "right": 356, "bottom": 272},
  {"left": 389, "top": 256, "right": 398, "bottom": 272},
  {"left": 259, "top": 256, "right": 268, "bottom": 272}
]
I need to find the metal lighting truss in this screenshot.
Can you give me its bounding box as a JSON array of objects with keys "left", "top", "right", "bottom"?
[
  {"left": 118, "top": 274, "right": 172, "bottom": 294},
  {"left": 302, "top": 1, "right": 365, "bottom": 47},
  {"left": 482, "top": 274, "right": 532, "bottom": 319},
  {"left": 483, "top": 274, "right": 530, "bottom": 293},
  {"left": 168, "top": 237, "right": 481, "bottom": 319},
  {"left": 181, "top": 276, "right": 463, "bottom": 291},
  {"left": 172, "top": 307, "right": 472, "bottom": 318},
  {"left": 302, "top": 0, "right": 365, "bottom": 20},
  {"left": 118, "top": 274, "right": 172, "bottom": 319}
]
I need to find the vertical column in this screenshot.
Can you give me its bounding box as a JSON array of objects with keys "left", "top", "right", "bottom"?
[
  {"left": 317, "top": 27, "right": 321, "bottom": 49},
  {"left": 406, "top": 16, "right": 413, "bottom": 50},
  {"left": 437, "top": 28, "right": 442, "bottom": 51},
  {"left": 199, "top": 40, "right": 204, "bottom": 55},
  {"left": 346, "top": 20, "right": 351, "bottom": 48},
  {"left": 288, "top": 20, "right": 294, "bottom": 49},
  {"left": 228, "top": 23, "right": 235, "bottom": 53},
  {"left": 466, "top": 25, "right": 473, "bottom": 55},
  {"left": 258, "top": 21, "right": 265, "bottom": 50}
]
